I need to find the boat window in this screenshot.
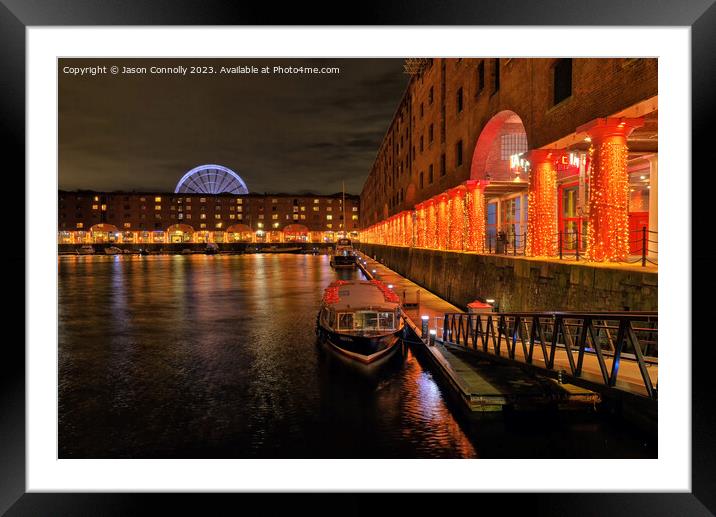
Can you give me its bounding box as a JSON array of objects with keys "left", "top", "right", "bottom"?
[
  {"left": 338, "top": 313, "right": 354, "bottom": 330},
  {"left": 378, "top": 312, "right": 395, "bottom": 330},
  {"left": 364, "top": 312, "right": 378, "bottom": 329},
  {"left": 328, "top": 309, "right": 336, "bottom": 328}
]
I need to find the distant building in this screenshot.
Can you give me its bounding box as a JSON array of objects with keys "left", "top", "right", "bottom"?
[{"left": 58, "top": 191, "right": 360, "bottom": 244}]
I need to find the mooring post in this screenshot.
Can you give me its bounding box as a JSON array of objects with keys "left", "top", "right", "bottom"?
[{"left": 421, "top": 315, "right": 429, "bottom": 340}]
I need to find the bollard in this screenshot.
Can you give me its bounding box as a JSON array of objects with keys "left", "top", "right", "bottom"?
[
  {"left": 421, "top": 315, "right": 430, "bottom": 339},
  {"left": 429, "top": 329, "right": 437, "bottom": 346}
]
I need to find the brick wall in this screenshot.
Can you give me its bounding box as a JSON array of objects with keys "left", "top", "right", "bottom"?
[
  {"left": 360, "top": 58, "right": 658, "bottom": 227},
  {"left": 358, "top": 243, "right": 657, "bottom": 313}
]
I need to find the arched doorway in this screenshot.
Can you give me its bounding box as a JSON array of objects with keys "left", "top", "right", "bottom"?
[
  {"left": 470, "top": 110, "right": 529, "bottom": 250},
  {"left": 470, "top": 110, "right": 528, "bottom": 182},
  {"left": 89, "top": 223, "right": 119, "bottom": 244},
  {"left": 225, "top": 223, "right": 253, "bottom": 243},
  {"left": 283, "top": 224, "right": 309, "bottom": 243},
  {"left": 166, "top": 223, "right": 194, "bottom": 243}
]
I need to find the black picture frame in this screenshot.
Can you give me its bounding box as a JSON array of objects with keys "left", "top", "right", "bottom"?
[{"left": 2, "top": 0, "right": 713, "bottom": 514}]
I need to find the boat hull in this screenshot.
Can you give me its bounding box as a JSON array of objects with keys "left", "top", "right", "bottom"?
[
  {"left": 319, "top": 326, "right": 401, "bottom": 363},
  {"left": 330, "top": 256, "right": 356, "bottom": 268},
  {"left": 261, "top": 247, "right": 302, "bottom": 254}
]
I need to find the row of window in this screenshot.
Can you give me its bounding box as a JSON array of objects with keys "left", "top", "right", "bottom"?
[
  {"left": 417, "top": 58, "right": 572, "bottom": 121},
  {"left": 71, "top": 221, "right": 356, "bottom": 230},
  {"left": 62, "top": 195, "right": 358, "bottom": 206}
]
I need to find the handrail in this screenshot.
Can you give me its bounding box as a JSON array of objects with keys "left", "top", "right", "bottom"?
[
  {"left": 440, "top": 311, "right": 657, "bottom": 400},
  {"left": 363, "top": 227, "right": 657, "bottom": 266}
]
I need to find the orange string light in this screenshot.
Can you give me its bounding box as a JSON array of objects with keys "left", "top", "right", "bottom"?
[
  {"left": 465, "top": 181, "right": 486, "bottom": 252},
  {"left": 526, "top": 150, "right": 558, "bottom": 257},
  {"left": 586, "top": 141, "right": 630, "bottom": 261},
  {"left": 448, "top": 188, "right": 465, "bottom": 250},
  {"left": 436, "top": 195, "right": 448, "bottom": 250}
]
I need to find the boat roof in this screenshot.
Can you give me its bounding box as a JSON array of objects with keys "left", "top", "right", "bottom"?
[{"left": 322, "top": 280, "right": 400, "bottom": 311}]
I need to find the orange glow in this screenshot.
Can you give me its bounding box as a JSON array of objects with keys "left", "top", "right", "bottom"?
[
  {"left": 426, "top": 200, "right": 437, "bottom": 249},
  {"left": 448, "top": 187, "right": 465, "bottom": 250},
  {"left": 361, "top": 119, "right": 646, "bottom": 265},
  {"left": 362, "top": 180, "right": 486, "bottom": 252},
  {"left": 577, "top": 118, "right": 643, "bottom": 262},
  {"left": 526, "top": 149, "right": 559, "bottom": 257},
  {"left": 586, "top": 141, "right": 630, "bottom": 261},
  {"left": 436, "top": 194, "right": 449, "bottom": 250},
  {"left": 465, "top": 180, "right": 486, "bottom": 252},
  {"left": 416, "top": 204, "right": 426, "bottom": 247}
]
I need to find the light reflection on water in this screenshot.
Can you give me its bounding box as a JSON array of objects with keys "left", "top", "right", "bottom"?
[
  {"left": 58, "top": 254, "right": 477, "bottom": 458},
  {"left": 58, "top": 254, "right": 654, "bottom": 459}
]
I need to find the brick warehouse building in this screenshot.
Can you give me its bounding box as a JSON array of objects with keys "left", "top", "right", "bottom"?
[
  {"left": 360, "top": 58, "right": 658, "bottom": 264},
  {"left": 58, "top": 191, "right": 360, "bottom": 245}
]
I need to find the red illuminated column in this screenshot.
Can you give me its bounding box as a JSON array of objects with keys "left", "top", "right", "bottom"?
[
  {"left": 647, "top": 154, "right": 658, "bottom": 260},
  {"left": 464, "top": 180, "right": 486, "bottom": 252},
  {"left": 407, "top": 210, "right": 415, "bottom": 247},
  {"left": 416, "top": 204, "right": 426, "bottom": 247},
  {"left": 448, "top": 187, "right": 465, "bottom": 250},
  {"left": 400, "top": 212, "right": 408, "bottom": 246},
  {"left": 394, "top": 216, "right": 399, "bottom": 246},
  {"left": 401, "top": 211, "right": 408, "bottom": 247},
  {"left": 398, "top": 212, "right": 406, "bottom": 246},
  {"left": 526, "top": 149, "right": 560, "bottom": 257},
  {"left": 436, "top": 194, "right": 449, "bottom": 250},
  {"left": 425, "top": 200, "right": 437, "bottom": 249},
  {"left": 577, "top": 117, "right": 644, "bottom": 262}
]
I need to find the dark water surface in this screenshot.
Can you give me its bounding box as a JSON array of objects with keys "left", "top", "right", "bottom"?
[{"left": 59, "top": 255, "right": 655, "bottom": 458}]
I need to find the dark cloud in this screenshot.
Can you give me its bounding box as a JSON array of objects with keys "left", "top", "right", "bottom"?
[{"left": 59, "top": 58, "right": 408, "bottom": 195}]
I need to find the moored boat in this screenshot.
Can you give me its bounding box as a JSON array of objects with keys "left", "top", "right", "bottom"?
[
  {"left": 260, "top": 246, "right": 302, "bottom": 254},
  {"left": 330, "top": 237, "right": 356, "bottom": 268},
  {"left": 104, "top": 246, "right": 122, "bottom": 255},
  {"left": 77, "top": 245, "right": 95, "bottom": 255},
  {"left": 317, "top": 279, "right": 404, "bottom": 363}
]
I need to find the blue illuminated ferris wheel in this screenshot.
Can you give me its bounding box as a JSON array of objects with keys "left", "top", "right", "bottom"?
[{"left": 174, "top": 164, "right": 249, "bottom": 195}]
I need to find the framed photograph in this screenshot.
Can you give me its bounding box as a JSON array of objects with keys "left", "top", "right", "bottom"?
[{"left": 3, "top": 0, "right": 714, "bottom": 514}]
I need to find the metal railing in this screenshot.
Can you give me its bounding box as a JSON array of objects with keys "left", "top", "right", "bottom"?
[
  {"left": 484, "top": 227, "right": 657, "bottom": 266},
  {"left": 440, "top": 311, "right": 658, "bottom": 400}
]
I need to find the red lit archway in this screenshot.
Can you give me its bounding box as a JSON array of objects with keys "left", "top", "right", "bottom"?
[
  {"left": 225, "top": 223, "right": 253, "bottom": 243},
  {"left": 470, "top": 110, "right": 528, "bottom": 182},
  {"left": 283, "top": 223, "right": 309, "bottom": 242},
  {"left": 89, "top": 223, "right": 119, "bottom": 243},
  {"left": 166, "top": 223, "right": 194, "bottom": 243}
]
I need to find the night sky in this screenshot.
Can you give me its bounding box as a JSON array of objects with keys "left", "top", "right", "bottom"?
[{"left": 58, "top": 58, "right": 408, "bottom": 195}]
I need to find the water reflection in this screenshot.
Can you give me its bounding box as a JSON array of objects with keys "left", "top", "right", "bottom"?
[
  {"left": 58, "top": 254, "right": 654, "bottom": 459},
  {"left": 58, "top": 254, "right": 480, "bottom": 458}
]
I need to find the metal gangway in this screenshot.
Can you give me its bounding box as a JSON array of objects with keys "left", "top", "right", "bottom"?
[{"left": 439, "top": 311, "right": 658, "bottom": 401}]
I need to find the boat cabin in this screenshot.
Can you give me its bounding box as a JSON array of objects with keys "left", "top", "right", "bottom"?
[{"left": 321, "top": 280, "right": 402, "bottom": 333}]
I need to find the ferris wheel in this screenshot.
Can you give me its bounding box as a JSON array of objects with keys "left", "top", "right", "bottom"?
[{"left": 174, "top": 164, "right": 249, "bottom": 195}]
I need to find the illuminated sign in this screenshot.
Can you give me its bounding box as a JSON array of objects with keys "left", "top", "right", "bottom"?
[
  {"left": 509, "top": 154, "right": 530, "bottom": 173},
  {"left": 555, "top": 151, "right": 589, "bottom": 177}
]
